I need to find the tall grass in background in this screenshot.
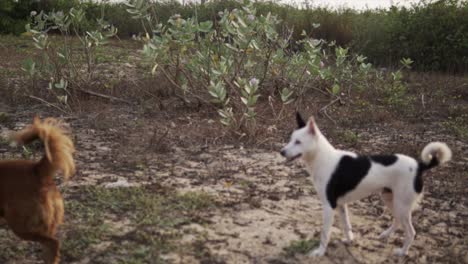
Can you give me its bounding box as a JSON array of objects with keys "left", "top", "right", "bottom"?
[
  {"left": 0, "top": 0, "right": 467, "bottom": 72},
  {"left": 351, "top": 0, "right": 468, "bottom": 72}
]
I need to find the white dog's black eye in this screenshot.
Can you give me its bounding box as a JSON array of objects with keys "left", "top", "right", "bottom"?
[{"left": 295, "top": 140, "right": 301, "bottom": 145}]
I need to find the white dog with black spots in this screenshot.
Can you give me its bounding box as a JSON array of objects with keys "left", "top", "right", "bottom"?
[{"left": 280, "top": 113, "right": 452, "bottom": 257}]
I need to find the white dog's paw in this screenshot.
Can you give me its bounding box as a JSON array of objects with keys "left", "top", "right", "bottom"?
[
  {"left": 342, "top": 232, "right": 354, "bottom": 244},
  {"left": 393, "top": 248, "right": 407, "bottom": 256},
  {"left": 308, "top": 247, "right": 326, "bottom": 257}
]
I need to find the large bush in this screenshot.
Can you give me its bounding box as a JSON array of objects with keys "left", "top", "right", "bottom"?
[{"left": 128, "top": 0, "right": 409, "bottom": 133}]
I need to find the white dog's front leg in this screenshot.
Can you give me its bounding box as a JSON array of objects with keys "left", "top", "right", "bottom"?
[
  {"left": 338, "top": 204, "right": 354, "bottom": 243},
  {"left": 309, "top": 205, "right": 335, "bottom": 257}
]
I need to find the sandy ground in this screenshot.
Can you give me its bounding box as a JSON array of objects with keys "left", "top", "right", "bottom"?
[{"left": 1, "top": 110, "right": 460, "bottom": 264}]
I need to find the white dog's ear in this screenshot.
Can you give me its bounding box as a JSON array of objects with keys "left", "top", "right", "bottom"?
[
  {"left": 296, "top": 112, "right": 306, "bottom": 129},
  {"left": 308, "top": 116, "right": 316, "bottom": 135}
]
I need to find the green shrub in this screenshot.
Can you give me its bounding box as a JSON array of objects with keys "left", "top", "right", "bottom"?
[
  {"left": 131, "top": 0, "right": 403, "bottom": 134},
  {"left": 24, "top": 6, "right": 117, "bottom": 106}
]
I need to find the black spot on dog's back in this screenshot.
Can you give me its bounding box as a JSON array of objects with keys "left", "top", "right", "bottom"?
[
  {"left": 370, "top": 155, "right": 398, "bottom": 166},
  {"left": 326, "top": 155, "right": 371, "bottom": 209}
]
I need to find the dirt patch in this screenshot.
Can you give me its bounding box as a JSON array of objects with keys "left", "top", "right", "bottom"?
[{"left": 1, "top": 109, "right": 466, "bottom": 263}]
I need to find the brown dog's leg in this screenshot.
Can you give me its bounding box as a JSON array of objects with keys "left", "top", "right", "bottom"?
[
  {"left": 41, "top": 237, "right": 60, "bottom": 264},
  {"left": 15, "top": 232, "right": 60, "bottom": 264}
]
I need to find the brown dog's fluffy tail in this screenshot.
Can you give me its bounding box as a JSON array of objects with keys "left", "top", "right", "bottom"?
[{"left": 13, "top": 116, "right": 75, "bottom": 180}]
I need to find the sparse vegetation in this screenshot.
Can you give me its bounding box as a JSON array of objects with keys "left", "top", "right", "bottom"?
[
  {"left": 446, "top": 114, "right": 468, "bottom": 140},
  {"left": 0, "top": 185, "right": 214, "bottom": 263}
]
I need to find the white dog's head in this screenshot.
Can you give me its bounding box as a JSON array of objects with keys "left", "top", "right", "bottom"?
[{"left": 280, "top": 112, "right": 320, "bottom": 161}]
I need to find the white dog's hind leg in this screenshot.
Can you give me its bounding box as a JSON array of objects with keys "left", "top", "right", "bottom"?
[
  {"left": 393, "top": 199, "right": 416, "bottom": 256},
  {"left": 393, "top": 207, "right": 416, "bottom": 256},
  {"left": 309, "top": 206, "right": 335, "bottom": 257},
  {"left": 379, "top": 218, "right": 399, "bottom": 239},
  {"left": 338, "top": 204, "right": 354, "bottom": 243}
]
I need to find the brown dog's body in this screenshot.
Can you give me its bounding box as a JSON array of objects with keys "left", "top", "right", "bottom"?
[{"left": 0, "top": 117, "right": 75, "bottom": 264}]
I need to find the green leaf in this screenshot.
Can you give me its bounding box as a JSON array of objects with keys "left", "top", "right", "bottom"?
[
  {"left": 151, "top": 63, "right": 159, "bottom": 75},
  {"left": 241, "top": 97, "right": 248, "bottom": 105},
  {"left": 400, "top": 58, "right": 413, "bottom": 69},
  {"left": 357, "top": 55, "right": 367, "bottom": 63},
  {"left": 198, "top": 21, "right": 213, "bottom": 33},
  {"left": 249, "top": 39, "right": 260, "bottom": 50},
  {"left": 281, "top": 88, "right": 293, "bottom": 103},
  {"left": 332, "top": 84, "right": 340, "bottom": 95},
  {"left": 21, "top": 58, "right": 36, "bottom": 74},
  {"left": 225, "top": 43, "right": 239, "bottom": 52}
]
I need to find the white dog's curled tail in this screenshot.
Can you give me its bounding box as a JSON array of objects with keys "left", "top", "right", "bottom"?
[{"left": 421, "top": 142, "right": 452, "bottom": 167}]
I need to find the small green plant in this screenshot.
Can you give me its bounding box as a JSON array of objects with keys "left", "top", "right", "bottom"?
[
  {"left": 24, "top": 7, "right": 117, "bottom": 105},
  {"left": 283, "top": 239, "right": 320, "bottom": 257},
  {"left": 21, "top": 146, "right": 33, "bottom": 159},
  {"left": 340, "top": 129, "right": 359, "bottom": 146},
  {"left": 0, "top": 112, "right": 10, "bottom": 124},
  {"left": 384, "top": 58, "right": 413, "bottom": 107},
  {"left": 21, "top": 58, "right": 37, "bottom": 90}
]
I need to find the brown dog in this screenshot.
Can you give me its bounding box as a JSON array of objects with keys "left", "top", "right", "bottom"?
[{"left": 0, "top": 117, "right": 75, "bottom": 264}]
